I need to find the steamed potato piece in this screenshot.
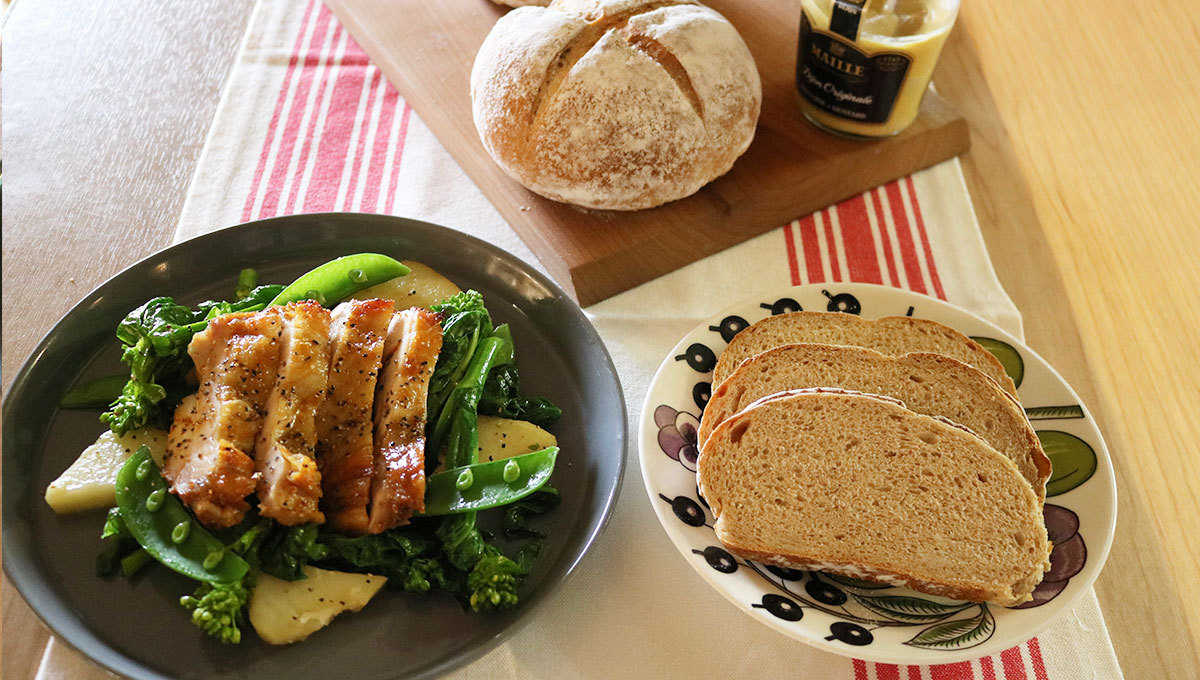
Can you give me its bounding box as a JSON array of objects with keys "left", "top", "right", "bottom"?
[
  {"left": 350, "top": 260, "right": 461, "bottom": 310},
  {"left": 477, "top": 416, "right": 558, "bottom": 463},
  {"left": 45, "top": 428, "right": 169, "bottom": 514},
  {"left": 250, "top": 566, "right": 387, "bottom": 645}
]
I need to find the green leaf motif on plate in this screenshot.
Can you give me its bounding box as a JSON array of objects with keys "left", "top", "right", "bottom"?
[
  {"left": 1038, "top": 430, "right": 1098, "bottom": 496},
  {"left": 852, "top": 594, "right": 974, "bottom": 622},
  {"left": 904, "top": 605, "right": 995, "bottom": 649},
  {"left": 971, "top": 337, "right": 1024, "bottom": 389},
  {"left": 1025, "top": 405, "right": 1085, "bottom": 420}
]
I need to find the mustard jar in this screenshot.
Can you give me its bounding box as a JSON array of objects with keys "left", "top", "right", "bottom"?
[{"left": 796, "top": 0, "right": 960, "bottom": 138}]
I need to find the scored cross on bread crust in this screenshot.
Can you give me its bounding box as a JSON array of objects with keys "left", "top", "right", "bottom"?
[
  {"left": 471, "top": 0, "right": 761, "bottom": 209},
  {"left": 527, "top": 1, "right": 706, "bottom": 132}
]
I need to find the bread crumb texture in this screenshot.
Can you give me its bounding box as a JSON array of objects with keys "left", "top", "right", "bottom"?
[
  {"left": 471, "top": 0, "right": 761, "bottom": 210},
  {"left": 711, "top": 312, "right": 1017, "bottom": 397},
  {"left": 700, "top": 343, "right": 1049, "bottom": 499},
  {"left": 697, "top": 391, "right": 1050, "bottom": 606}
]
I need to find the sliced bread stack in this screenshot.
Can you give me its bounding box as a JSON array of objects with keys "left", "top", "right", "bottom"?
[
  {"left": 699, "top": 343, "right": 1050, "bottom": 501},
  {"left": 698, "top": 390, "right": 1051, "bottom": 606},
  {"left": 695, "top": 312, "right": 1051, "bottom": 605},
  {"left": 711, "top": 312, "right": 1017, "bottom": 396}
]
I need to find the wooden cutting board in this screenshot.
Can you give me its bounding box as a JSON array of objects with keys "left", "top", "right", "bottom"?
[{"left": 323, "top": 0, "right": 969, "bottom": 306}]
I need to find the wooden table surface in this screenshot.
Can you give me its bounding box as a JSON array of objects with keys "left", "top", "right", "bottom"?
[{"left": 3, "top": 0, "right": 1198, "bottom": 677}]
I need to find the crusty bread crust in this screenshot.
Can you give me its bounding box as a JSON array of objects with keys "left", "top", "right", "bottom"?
[
  {"left": 711, "top": 312, "right": 1018, "bottom": 397},
  {"left": 726, "top": 544, "right": 1003, "bottom": 605},
  {"left": 470, "top": 0, "right": 761, "bottom": 210},
  {"left": 698, "top": 390, "right": 1050, "bottom": 607},
  {"left": 699, "top": 343, "right": 1050, "bottom": 500}
]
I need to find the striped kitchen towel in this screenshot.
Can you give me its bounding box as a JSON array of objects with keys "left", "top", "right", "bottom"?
[{"left": 36, "top": 0, "right": 1123, "bottom": 678}]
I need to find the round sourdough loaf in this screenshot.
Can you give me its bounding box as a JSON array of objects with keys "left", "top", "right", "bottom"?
[{"left": 470, "top": 0, "right": 762, "bottom": 210}]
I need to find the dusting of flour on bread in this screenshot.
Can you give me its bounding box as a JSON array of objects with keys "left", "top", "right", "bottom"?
[{"left": 471, "top": 0, "right": 761, "bottom": 210}]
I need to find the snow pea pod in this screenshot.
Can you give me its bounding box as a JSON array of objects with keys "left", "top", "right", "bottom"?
[
  {"left": 268, "top": 254, "right": 410, "bottom": 307},
  {"left": 59, "top": 374, "right": 127, "bottom": 409},
  {"left": 419, "top": 447, "right": 558, "bottom": 516},
  {"left": 114, "top": 447, "right": 248, "bottom": 584}
]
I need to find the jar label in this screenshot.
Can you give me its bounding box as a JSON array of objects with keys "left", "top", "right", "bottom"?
[
  {"left": 829, "top": 0, "right": 867, "bottom": 41},
  {"left": 796, "top": 8, "right": 912, "bottom": 125}
]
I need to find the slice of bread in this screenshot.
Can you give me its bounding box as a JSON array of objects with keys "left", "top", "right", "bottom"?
[
  {"left": 697, "top": 390, "right": 1050, "bottom": 606},
  {"left": 699, "top": 344, "right": 1050, "bottom": 501},
  {"left": 711, "top": 312, "right": 1017, "bottom": 398}
]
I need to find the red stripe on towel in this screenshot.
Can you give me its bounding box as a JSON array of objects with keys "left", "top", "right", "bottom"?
[
  {"left": 300, "top": 40, "right": 372, "bottom": 212},
  {"left": 821, "top": 209, "right": 843, "bottom": 282},
  {"left": 242, "top": 0, "right": 322, "bottom": 221},
  {"left": 284, "top": 21, "right": 346, "bottom": 214},
  {"left": 884, "top": 180, "right": 927, "bottom": 295},
  {"left": 906, "top": 175, "right": 946, "bottom": 300},
  {"left": 784, "top": 221, "right": 803, "bottom": 286},
  {"left": 835, "top": 195, "right": 883, "bottom": 284},
  {"left": 798, "top": 214, "right": 825, "bottom": 283},
  {"left": 340, "top": 68, "right": 382, "bottom": 211},
  {"left": 359, "top": 84, "right": 401, "bottom": 211},
  {"left": 257, "top": 4, "right": 336, "bottom": 218},
  {"left": 931, "top": 661, "right": 977, "bottom": 680},
  {"left": 383, "top": 104, "right": 414, "bottom": 214},
  {"left": 870, "top": 187, "right": 901, "bottom": 287},
  {"left": 1000, "top": 646, "right": 1028, "bottom": 680},
  {"left": 1027, "top": 639, "right": 1049, "bottom": 680}
]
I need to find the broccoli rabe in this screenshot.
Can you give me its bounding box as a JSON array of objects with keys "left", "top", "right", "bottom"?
[
  {"left": 479, "top": 365, "right": 562, "bottom": 428},
  {"left": 436, "top": 511, "right": 533, "bottom": 613},
  {"left": 102, "top": 297, "right": 197, "bottom": 434},
  {"left": 427, "top": 290, "right": 493, "bottom": 429},
  {"left": 423, "top": 290, "right": 565, "bottom": 611},
  {"left": 257, "top": 523, "right": 329, "bottom": 581},
  {"left": 466, "top": 549, "right": 525, "bottom": 612},
  {"left": 181, "top": 581, "right": 251, "bottom": 645},
  {"left": 503, "top": 486, "right": 561, "bottom": 540},
  {"left": 403, "top": 557, "right": 449, "bottom": 594},
  {"left": 93, "top": 285, "right": 565, "bottom": 648},
  {"left": 316, "top": 527, "right": 450, "bottom": 595},
  {"left": 101, "top": 282, "right": 284, "bottom": 435}
]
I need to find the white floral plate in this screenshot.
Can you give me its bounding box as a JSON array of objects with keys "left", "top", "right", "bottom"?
[{"left": 638, "top": 284, "right": 1116, "bottom": 664}]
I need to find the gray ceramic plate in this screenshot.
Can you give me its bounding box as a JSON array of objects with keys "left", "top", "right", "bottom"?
[{"left": 2, "top": 213, "right": 626, "bottom": 680}]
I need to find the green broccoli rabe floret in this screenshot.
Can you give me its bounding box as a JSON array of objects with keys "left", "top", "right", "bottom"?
[
  {"left": 403, "top": 557, "right": 449, "bottom": 594},
  {"left": 466, "top": 549, "right": 526, "bottom": 612},
  {"left": 180, "top": 581, "right": 250, "bottom": 644},
  {"left": 102, "top": 282, "right": 284, "bottom": 434}
]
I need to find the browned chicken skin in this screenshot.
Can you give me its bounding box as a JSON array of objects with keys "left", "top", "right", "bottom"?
[
  {"left": 368, "top": 308, "right": 443, "bottom": 533},
  {"left": 164, "top": 294, "right": 443, "bottom": 534},
  {"left": 164, "top": 312, "right": 283, "bottom": 529},
  {"left": 254, "top": 301, "right": 332, "bottom": 526},
  {"left": 315, "top": 299, "right": 395, "bottom": 535}
]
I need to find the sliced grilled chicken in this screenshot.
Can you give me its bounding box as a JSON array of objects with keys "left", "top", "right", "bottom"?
[
  {"left": 164, "top": 312, "right": 282, "bottom": 529},
  {"left": 368, "top": 307, "right": 443, "bottom": 533},
  {"left": 254, "top": 301, "right": 332, "bottom": 526},
  {"left": 315, "top": 299, "right": 395, "bottom": 535}
]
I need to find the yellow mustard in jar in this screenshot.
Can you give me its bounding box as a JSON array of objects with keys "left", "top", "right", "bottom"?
[{"left": 796, "top": 0, "right": 960, "bottom": 138}]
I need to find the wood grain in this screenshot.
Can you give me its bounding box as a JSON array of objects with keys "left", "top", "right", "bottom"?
[
  {"left": 323, "top": 0, "right": 969, "bottom": 305},
  {"left": 936, "top": 2, "right": 1200, "bottom": 672},
  {"left": 4, "top": 0, "right": 1200, "bottom": 678},
  {"left": 1, "top": 0, "right": 255, "bottom": 678}
]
